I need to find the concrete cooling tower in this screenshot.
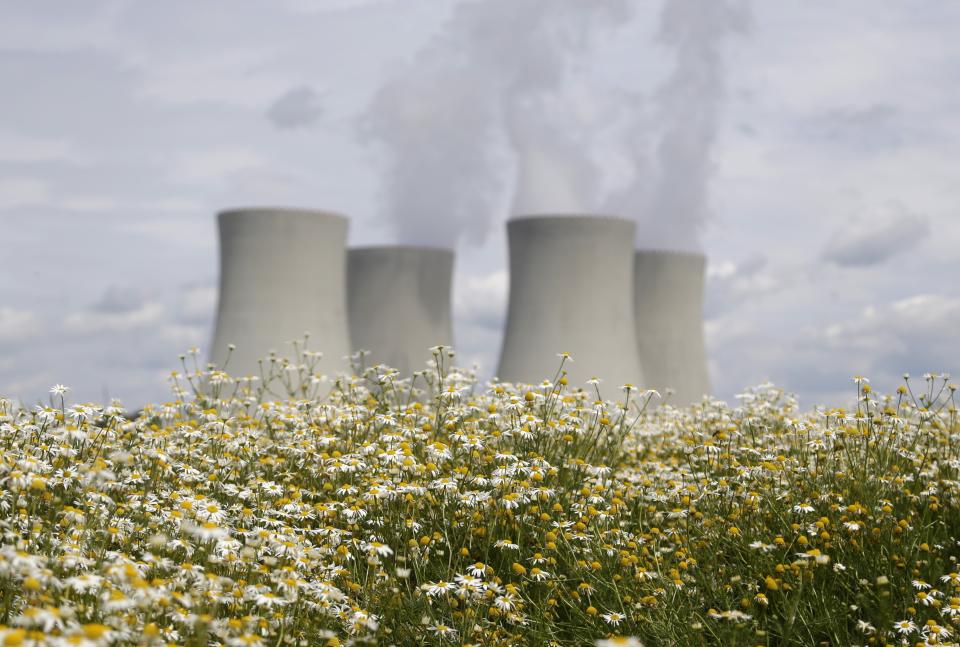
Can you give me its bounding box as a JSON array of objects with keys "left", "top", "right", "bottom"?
[
  {"left": 497, "top": 215, "right": 644, "bottom": 391},
  {"left": 347, "top": 246, "right": 454, "bottom": 376},
  {"left": 210, "top": 208, "right": 351, "bottom": 378},
  {"left": 633, "top": 250, "right": 711, "bottom": 405}
]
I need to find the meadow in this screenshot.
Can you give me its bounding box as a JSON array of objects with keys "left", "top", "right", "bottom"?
[{"left": 0, "top": 347, "right": 958, "bottom": 646}]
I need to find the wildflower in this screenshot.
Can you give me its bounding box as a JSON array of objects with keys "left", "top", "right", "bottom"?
[
  {"left": 529, "top": 567, "right": 551, "bottom": 581},
  {"left": 3, "top": 349, "right": 958, "bottom": 644},
  {"left": 348, "top": 610, "right": 379, "bottom": 634},
  {"left": 367, "top": 541, "right": 394, "bottom": 557},
  {"left": 13, "top": 606, "right": 67, "bottom": 631},
  {"left": 73, "top": 624, "right": 117, "bottom": 645},
  {"left": 596, "top": 639, "right": 644, "bottom": 647},
  {"left": 707, "top": 609, "right": 752, "bottom": 621},
  {"left": 749, "top": 541, "right": 774, "bottom": 553},
  {"left": 602, "top": 612, "right": 626, "bottom": 626},
  {"left": 454, "top": 573, "right": 485, "bottom": 595},
  {"left": 184, "top": 521, "right": 230, "bottom": 541},
  {"left": 195, "top": 501, "right": 226, "bottom": 523},
  {"left": 501, "top": 493, "right": 521, "bottom": 510},
  {"left": 894, "top": 620, "right": 917, "bottom": 635},
  {"left": 941, "top": 573, "right": 960, "bottom": 585},
  {"left": 253, "top": 591, "right": 290, "bottom": 608},
  {"left": 923, "top": 623, "right": 951, "bottom": 639},
  {"left": 467, "top": 562, "right": 487, "bottom": 577},
  {"left": 942, "top": 598, "right": 960, "bottom": 617},
  {"left": 916, "top": 590, "right": 939, "bottom": 606},
  {"left": 429, "top": 624, "right": 457, "bottom": 638},
  {"left": 495, "top": 594, "right": 518, "bottom": 612},
  {"left": 424, "top": 581, "right": 456, "bottom": 597},
  {"left": 66, "top": 573, "right": 105, "bottom": 593},
  {"left": 50, "top": 384, "right": 70, "bottom": 396}
]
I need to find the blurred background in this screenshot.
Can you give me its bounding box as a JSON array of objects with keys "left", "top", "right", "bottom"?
[{"left": 1, "top": 0, "right": 958, "bottom": 407}]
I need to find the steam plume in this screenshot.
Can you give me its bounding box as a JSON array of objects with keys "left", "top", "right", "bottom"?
[
  {"left": 362, "top": 0, "right": 629, "bottom": 247},
  {"left": 624, "top": 0, "right": 749, "bottom": 250},
  {"left": 363, "top": 0, "right": 746, "bottom": 249}
]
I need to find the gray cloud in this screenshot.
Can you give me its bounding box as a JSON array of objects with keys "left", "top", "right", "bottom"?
[
  {"left": 705, "top": 254, "right": 775, "bottom": 318},
  {"left": 455, "top": 270, "right": 507, "bottom": 331},
  {"left": 64, "top": 285, "right": 165, "bottom": 335},
  {"left": 267, "top": 85, "right": 324, "bottom": 129},
  {"left": 177, "top": 283, "right": 217, "bottom": 326},
  {"left": 0, "top": 308, "right": 41, "bottom": 343},
  {"left": 1, "top": 281, "right": 211, "bottom": 406},
  {"left": 93, "top": 284, "right": 146, "bottom": 313},
  {"left": 822, "top": 204, "right": 930, "bottom": 267},
  {"left": 802, "top": 293, "right": 960, "bottom": 395},
  {"left": 705, "top": 292, "right": 960, "bottom": 407},
  {"left": 0, "top": 130, "right": 88, "bottom": 164},
  {"left": 806, "top": 103, "right": 903, "bottom": 152},
  {"left": 453, "top": 270, "right": 508, "bottom": 371}
]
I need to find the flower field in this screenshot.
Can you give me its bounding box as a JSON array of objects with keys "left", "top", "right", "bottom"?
[{"left": 1, "top": 348, "right": 959, "bottom": 646}]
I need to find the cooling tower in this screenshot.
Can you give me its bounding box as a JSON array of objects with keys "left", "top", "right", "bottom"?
[
  {"left": 497, "top": 215, "right": 644, "bottom": 390},
  {"left": 210, "top": 208, "right": 351, "bottom": 378},
  {"left": 633, "top": 250, "right": 711, "bottom": 405},
  {"left": 347, "top": 246, "right": 454, "bottom": 376}
]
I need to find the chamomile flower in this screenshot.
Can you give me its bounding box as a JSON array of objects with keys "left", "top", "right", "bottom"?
[
  {"left": 596, "top": 639, "right": 644, "bottom": 647},
  {"left": 467, "top": 562, "right": 488, "bottom": 577},
  {"left": 494, "top": 594, "right": 518, "bottom": 612},
  {"left": 602, "top": 612, "right": 626, "bottom": 626},
  {"left": 429, "top": 624, "right": 457, "bottom": 638},
  {"left": 424, "top": 581, "right": 456, "bottom": 597},
  {"left": 941, "top": 573, "right": 960, "bottom": 585},
  {"left": 893, "top": 620, "right": 917, "bottom": 636},
  {"left": 529, "top": 567, "right": 551, "bottom": 581}
]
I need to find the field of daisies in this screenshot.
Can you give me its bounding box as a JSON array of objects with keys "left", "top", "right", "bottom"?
[{"left": 1, "top": 348, "right": 959, "bottom": 646}]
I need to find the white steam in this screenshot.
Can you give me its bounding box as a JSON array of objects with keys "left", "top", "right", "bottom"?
[
  {"left": 628, "top": 0, "right": 749, "bottom": 249},
  {"left": 362, "top": 0, "right": 747, "bottom": 249},
  {"left": 362, "top": 0, "right": 629, "bottom": 247}
]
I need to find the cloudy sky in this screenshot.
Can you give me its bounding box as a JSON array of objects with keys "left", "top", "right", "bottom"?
[{"left": 1, "top": 0, "right": 958, "bottom": 408}]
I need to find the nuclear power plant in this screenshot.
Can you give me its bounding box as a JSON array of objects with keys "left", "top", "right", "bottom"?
[
  {"left": 209, "top": 208, "right": 352, "bottom": 378},
  {"left": 633, "top": 250, "right": 711, "bottom": 405},
  {"left": 347, "top": 246, "right": 454, "bottom": 375},
  {"left": 496, "top": 215, "right": 645, "bottom": 389},
  {"left": 208, "top": 209, "right": 712, "bottom": 401}
]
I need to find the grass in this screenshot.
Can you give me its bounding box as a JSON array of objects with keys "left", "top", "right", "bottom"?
[{"left": 0, "top": 346, "right": 958, "bottom": 646}]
